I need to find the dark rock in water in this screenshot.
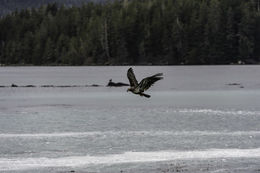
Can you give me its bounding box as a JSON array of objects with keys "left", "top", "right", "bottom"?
[
  {"left": 11, "top": 84, "right": 18, "bottom": 87},
  {"left": 85, "top": 84, "right": 101, "bottom": 87},
  {"left": 41, "top": 85, "right": 54, "bottom": 87},
  {"left": 227, "top": 83, "right": 241, "bottom": 86},
  {"left": 91, "top": 84, "right": 101, "bottom": 87},
  {"left": 56, "top": 85, "right": 80, "bottom": 88},
  {"left": 41, "top": 85, "right": 80, "bottom": 88},
  {"left": 41, "top": 84, "right": 102, "bottom": 88},
  {"left": 56, "top": 85, "right": 69, "bottom": 87},
  {"left": 107, "top": 79, "right": 129, "bottom": 87},
  {"left": 227, "top": 83, "right": 245, "bottom": 88},
  {"left": 24, "top": 85, "right": 36, "bottom": 87}
]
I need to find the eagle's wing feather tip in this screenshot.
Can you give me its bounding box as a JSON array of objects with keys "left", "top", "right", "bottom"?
[{"left": 127, "top": 67, "right": 138, "bottom": 87}]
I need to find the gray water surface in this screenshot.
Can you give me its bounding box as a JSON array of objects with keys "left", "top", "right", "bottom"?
[{"left": 0, "top": 66, "right": 260, "bottom": 173}]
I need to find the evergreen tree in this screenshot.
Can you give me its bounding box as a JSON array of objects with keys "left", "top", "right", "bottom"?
[
  {"left": 225, "top": 7, "right": 238, "bottom": 63},
  {"left": 238, "top": 3, "right": 255, "bottom": 62}
]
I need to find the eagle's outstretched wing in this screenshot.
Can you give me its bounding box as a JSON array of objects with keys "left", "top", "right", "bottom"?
[
  {"left": 138, "top": 73, "right": 163, "bottom": 91},
  {"left": 127, "top": 68, "right": 138, "bottom": 87}
]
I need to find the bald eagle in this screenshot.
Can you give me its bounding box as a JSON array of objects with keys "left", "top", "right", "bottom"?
[{"left": 127, "top": 67, "right": 163, "bottom": 98}]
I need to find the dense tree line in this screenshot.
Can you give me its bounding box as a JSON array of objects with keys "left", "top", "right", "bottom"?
[
  {"left": 0, "top": 0, "right": 260, "bottom": 65},
  {"left": 0, "top": 0, "right": 104, "bottom": 16}
]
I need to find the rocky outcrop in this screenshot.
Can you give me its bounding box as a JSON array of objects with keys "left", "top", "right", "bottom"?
[{"left": 107, "top": 79, "right": 129, "bottom": 87}]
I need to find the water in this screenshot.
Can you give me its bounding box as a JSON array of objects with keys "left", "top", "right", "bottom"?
[{"left": 0, "top": 66, "right": 260, "bottom": 172}]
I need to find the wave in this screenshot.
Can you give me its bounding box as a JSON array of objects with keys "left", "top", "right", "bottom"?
[
  {"left": 0, "top": 148, "right": 260, "bottom": 171},
  {"left": 0, "top": 130, "right": 259, "bottom": 138},
  {"left": 173, "top": 109, "right": 260, "bottom": 116}
]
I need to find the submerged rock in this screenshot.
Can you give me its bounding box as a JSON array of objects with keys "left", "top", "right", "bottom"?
[
  {"left": 227, "top": 83, "right": 241, "bottom": 86},
  {"left": 90, "top": 84, "right": 101, "bottom": 87},
  {"left": 5, "top": 84, "right": 103, "bottom": 88},
  {"left": 40, "top": 84, "right": 102, "bottom": 88},
  {"left": 41, "top": 85, "right": 54, "bottom": 87},
  {"left": 56, "top": 85, "right": 81, "bottom": 88},
  {"left": 11, "top": 84, "right": 18, "bottom": 87},
  {"left": 107, "top": 79, "right": 129, "bottom": 87},
  {"left": 24, "top": 85, "right": 36, "bottom": 87}
]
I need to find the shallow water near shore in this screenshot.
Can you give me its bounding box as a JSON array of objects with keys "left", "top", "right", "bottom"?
[{"left": 0, "top": 66, "right": 260, "bottom": 172}]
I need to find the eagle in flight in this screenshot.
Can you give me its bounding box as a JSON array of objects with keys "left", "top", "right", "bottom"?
[{"left": 127, "top": 67, "right": 163, "bottom": 98}]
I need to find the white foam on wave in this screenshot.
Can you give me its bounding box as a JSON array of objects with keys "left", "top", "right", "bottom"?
[
  {"left": 175, "top": 109, "right": 260, "bottom": 116},
  {"left": 0, "top": 130, "right": 260, "bottom": 138},
  {"left": 0, "top": 148, "right": 260, "bottom": 171}
]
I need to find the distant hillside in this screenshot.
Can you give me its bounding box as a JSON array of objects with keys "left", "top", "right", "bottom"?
[{"left": 0, "top": 0, "right": 105, "bottom": 16}]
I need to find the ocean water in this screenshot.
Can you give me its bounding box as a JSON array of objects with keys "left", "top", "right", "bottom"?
[{"left": 0, "top": 66, "right": 259, "bottom": 173}]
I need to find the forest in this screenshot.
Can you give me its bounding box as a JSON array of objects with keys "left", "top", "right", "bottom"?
[
  {"left": 0, "top": 0, "right": 102, "bottom": 16},
  {"left": 0, "top": 0, "right": 260, "bottom": 65}
]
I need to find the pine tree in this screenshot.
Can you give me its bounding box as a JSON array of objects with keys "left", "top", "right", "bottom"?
[{"left": 238, "top": 3, "right": 255, "bottom": 62}]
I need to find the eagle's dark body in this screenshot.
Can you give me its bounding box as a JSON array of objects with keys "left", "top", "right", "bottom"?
[{"left": 127, "top": 68, "right": 163, "bottom": 98}]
